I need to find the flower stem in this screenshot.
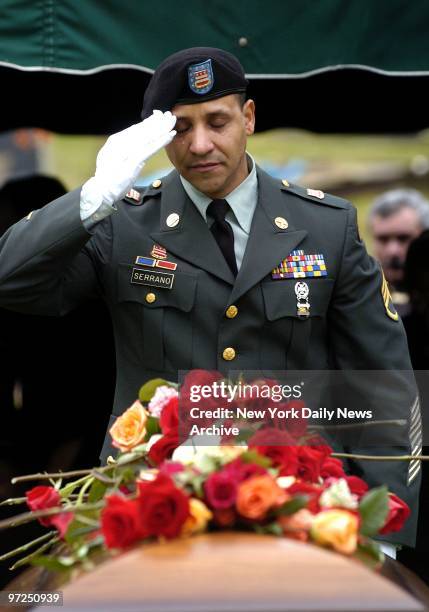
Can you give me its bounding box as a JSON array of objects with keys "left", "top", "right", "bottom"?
[
  {"left": 11, "top": 466, "right": 113, "bottom": 484},
  {"left": 0, "top": 497, "right": 27, "bottom": 506},
  {"left": 0, "top": 530, "right": 57, "bottom": 561},
  {"left": 332, "top": 453, "right": 429, "bottom": 461},
  {"left": 0, "top": 502, "right": 105, "bottom": 530},
  {"left": 60, "top": 475, "right": 93, "bottom": 498},
  {"left": 9, "top": 536, "right": 59, "bottom": 571},
  {"left": 76, "top": 477, "right": 94, "bottom": 506}
]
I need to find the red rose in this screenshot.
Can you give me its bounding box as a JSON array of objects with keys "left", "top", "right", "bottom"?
[
  {"left": 304, "top": 437, "right": 333, "bottom": 457},
  {"left": 277, "top": 448, "right": 300, "bottom": 476},
  {"left": 257, "top": 446, "right": 299, "bottom": 476},
  {"left": 160, "top": 396, "right": 179, "bottom": 434},
  {"left": 49, "top": 512, "right": 74, "bottom": 538},
  {"left": 248, "top": 428, "right": 298, "bottom": 474},
  {"left": 137, "top": 474, "right": 189, "bottom": 538},
  {"left": 148, "top": 432, "right": 179, "bottom": 466},
  {"left": 379, "top": 493, "right": 411, "bottom": 535},
  {"left": 204, "top": 471, "right": 238, "bottom": 509},
  {"left": 213, "top": 508, "right": 236, "bottom": 527},
  {"left": 160, "top": 461, "right": 185, "bottom": 476},
  {"left": 26, "top": 486, "right": 61, "bottom": 526},
  {"left": 320, "top": 457, "right": 346, "bottom": 480},
  {"left": 248, "top": 427, "right": 295, "bottom": 449},
  {"left": 223, "top": 457, "right": 268, "bottom": 482},
  {"left": 297, "top": 446, "right": 328, "bottom": 483},
  {"left": 179, "top": 370, "right": 223, "bottom": 437},
  {"left": 101, "top": 495, "right": 143, "bottom": 549},
  {"left": 287, "top": 482, "right": 323, "bottom": 513},
  {"left": 182, "top": 369, "right": 223, "bottom": 389},
  {"left": 25, "top": 486, "right": 73, "bottom": 537},
  {"left": 180, "top": 369, "right": 223, "bottom": 412},
  {"left": 345, "top": 476, "right": 369, "bottom": 498},
  {"left": 237, "top": 378, "right": 280, "bottom": 414},
  {"left": 270, "top": 400, "right": 308, "bottom": 438},
  {"left": 221, "top": 419, "right": 241, "bottom": 445}
]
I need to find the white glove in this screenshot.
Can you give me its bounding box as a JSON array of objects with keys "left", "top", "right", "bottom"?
[{"left": 81, "top": 110, "right": 176, "bottom": 209}]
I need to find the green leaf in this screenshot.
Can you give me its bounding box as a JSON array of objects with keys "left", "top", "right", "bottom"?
[
  {"left": 195, "top": 454, "right": 218, "bottom": 474},
  {"left": 139, "top": 379, "right": 171, "bottom": 403},
  {"left": 115, "top": 451, "right": 143, "bottom": 465},
  {"left": 187, "top": 474, "right": 205, "bottom": 497},
  {"left": 88, "top": 479, "right": 108, "bottom": 504},
  {"left": 353, "top": 538, "right": 384, "bottom": 570},
  {"left": 30, "top": 555, "right": 72, "bottom": 572},
  {"left": 60, "top": 474, "right": 93, "bottom": 498},
  {"left": 359, "top": 486, "right": 389, "bottom": 537},
  {"left": 240, "top": 450, "right": 272, "bottom": 468},
  {"left": 276, "top": 496, "right": 308, "bottom": 516},
  {"left": 65, "top": 516, "right": 99, "bottom": 544},
  {"left": 57, "top": 555, "right": 76, "bottom": 567},
  {"left": 118, "top": 467, "right": 138, "bottom": 485},
  {"left": 66, "top": 525, "right": 98, "bottom": 540},
  {"left": 75, "top": 544, "right": 89, "bottom": 559},
  {"left": 254, "top": 522, "right": 283, "bottom": 536},
  {"left": 145, "top": 416, "right": 161, "bottom": 440},
  {"left": 130, "top": 443, "right": 148, "bottom": 454}
]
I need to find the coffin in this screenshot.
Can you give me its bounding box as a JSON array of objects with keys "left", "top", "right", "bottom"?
[{"left": 31, "top": 533, "right": 427, "bottom": 612}]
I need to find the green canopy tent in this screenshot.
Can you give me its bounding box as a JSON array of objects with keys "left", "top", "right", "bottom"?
[{"left": 1, "top": 0, "right": 429, "bottom": 134}]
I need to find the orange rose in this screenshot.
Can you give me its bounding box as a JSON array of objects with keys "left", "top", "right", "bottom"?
[
  {"left": 109, "top": 400, "right": 148, "bottom": 452},
  {"left": 278, "top": 509, "right": 315, "bottom": 542},
  {"left": 311, "top": 509, "right": 358, "bottom": 555},
  {"left": 236, "top": 475, "right": 289, "bottom": 520}
]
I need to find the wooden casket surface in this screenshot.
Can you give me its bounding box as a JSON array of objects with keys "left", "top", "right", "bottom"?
[{"left": 32, "top": 532, "right": 425, "bottom": 612}]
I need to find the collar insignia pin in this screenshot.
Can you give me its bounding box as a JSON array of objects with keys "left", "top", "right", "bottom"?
[{"left": 307, "top": 188, "right": 325, "bottom": 199}]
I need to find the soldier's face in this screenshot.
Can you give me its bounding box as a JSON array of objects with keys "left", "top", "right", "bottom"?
[
  {"left": 166, "top": 95, "right": 255, "bottom": 199},
  {"left": 370, "top": 207, "right": 423, "bottom": 285}
]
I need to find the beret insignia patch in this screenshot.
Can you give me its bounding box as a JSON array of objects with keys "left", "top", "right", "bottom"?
[{"left": 188, "top": 59, "right": 214, "bottom": 95}]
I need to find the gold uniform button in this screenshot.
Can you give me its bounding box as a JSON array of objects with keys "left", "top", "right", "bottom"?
[
  {"left": 222, "top": 347, "right": 236, "bottom": 361},
  {"left": 145, "top": 292, "right": 156, "bottom": 304},
  {"left": 282, "top": 179, "right": 290, "bottom": 187},
  {"left": 274, "top": 216, "right": 288, "bottom": 229},
  {"left": 152, "top": 179, "right": 162, "bottom": 188},
  {"left": 226, "top": 305, "right": 238, "bottom": 319}
]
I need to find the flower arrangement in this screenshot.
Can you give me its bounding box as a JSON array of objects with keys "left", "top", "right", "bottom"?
[{"left": 0, "top": 371, "right": 412, "bottom": 576}]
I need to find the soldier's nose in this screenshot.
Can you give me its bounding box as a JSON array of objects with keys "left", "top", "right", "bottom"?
[{"left": 189, "top": 127, "right": 215, "bottom": 156}]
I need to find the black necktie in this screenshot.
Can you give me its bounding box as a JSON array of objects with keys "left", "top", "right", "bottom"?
[{"left": 207, "top": 199, "right": 238, "bottom": 276}]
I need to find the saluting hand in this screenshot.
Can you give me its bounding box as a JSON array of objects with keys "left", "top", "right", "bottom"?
[{"left": 82, "top": 110, "right": 176, "bottom": 208}]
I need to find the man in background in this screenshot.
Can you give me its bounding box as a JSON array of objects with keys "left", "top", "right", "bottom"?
[{"left": 368, "top": 188, "right": 429, "bottom": 316}]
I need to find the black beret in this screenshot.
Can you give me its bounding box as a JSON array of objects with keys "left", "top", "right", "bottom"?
[{"left": 141, "top": 47, "right": 248, "bottom": 120}]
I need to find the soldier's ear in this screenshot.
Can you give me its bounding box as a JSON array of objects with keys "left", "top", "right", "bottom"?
[{"left": 243, "top": 99, "right": 255, "bottom": 136}]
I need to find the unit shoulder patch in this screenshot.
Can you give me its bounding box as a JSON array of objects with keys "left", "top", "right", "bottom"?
[
  {"left": 381, "top": 271, "right": 399, "bottom": 321},
  {"left": 280, "top": 181, "right": 349, "bottom": 209}
]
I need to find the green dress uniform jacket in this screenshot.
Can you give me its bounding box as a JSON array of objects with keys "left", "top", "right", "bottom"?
[{"left": 0, "top": 166, "right": 421, "bottom": 547}]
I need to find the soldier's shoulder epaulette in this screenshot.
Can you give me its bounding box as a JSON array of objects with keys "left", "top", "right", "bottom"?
[
  {"left": 280, "top": 179, "right": 350, "bottom": 209},
  {"left": 122, "top": 179, "right": 163, "bottom": 206}
]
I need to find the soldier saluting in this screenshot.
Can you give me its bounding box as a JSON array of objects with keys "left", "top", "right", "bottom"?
[{"left": 0, "top": 48, "right": 421, "bottom": 552}]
